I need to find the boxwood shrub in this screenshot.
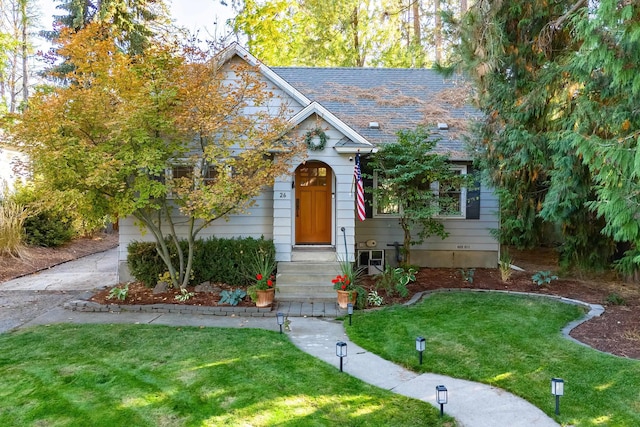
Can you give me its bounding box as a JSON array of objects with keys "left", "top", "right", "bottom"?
[{"left": 127, "top": 236, "right": 275, "bottom": 287}]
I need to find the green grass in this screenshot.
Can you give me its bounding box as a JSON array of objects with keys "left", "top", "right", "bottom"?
[
  {"left": 346, "top": 292, "right": 640, "bottom": 427},
  {"left": 0, "top": 324, "right": 452, "bottom": 427}
]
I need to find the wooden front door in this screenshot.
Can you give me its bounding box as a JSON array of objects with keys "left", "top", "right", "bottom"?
[{"left": 295, "top": 162, "right": 332, "bottom": 244}]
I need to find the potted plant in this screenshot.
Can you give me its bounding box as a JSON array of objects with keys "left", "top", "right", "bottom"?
[
  {"left": 333, "top": 259, "right": 364, "bottom": 309},
  {"left": 247, "top": 250, "right": 276, "bottom": 307}
]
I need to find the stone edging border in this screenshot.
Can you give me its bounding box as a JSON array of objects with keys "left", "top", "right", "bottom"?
[
  {"left": 64, "top": 287, "right": 606, "bottom": 346},
  {"left": 402, "top": 288, "right": 608, "bottom": 355},
  {"left": 64, "top": 299, "right": 275, "bottom": 317}
]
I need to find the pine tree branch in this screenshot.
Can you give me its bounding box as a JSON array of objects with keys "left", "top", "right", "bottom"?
[{"left": 537, "top": 0, "right": 587, "bottom": 55}]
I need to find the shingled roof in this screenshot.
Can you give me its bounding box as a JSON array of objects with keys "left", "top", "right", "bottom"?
[{"left": 273, "top": 67, "right": 479, "bottom": 161}]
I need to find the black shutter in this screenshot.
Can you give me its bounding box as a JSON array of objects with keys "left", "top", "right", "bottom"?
[
  {"left": 361, "top": 157, "right": 374, "bottom": 218},
  {"left": 466, "top": 164, "right": 481, "bottom": 220}
]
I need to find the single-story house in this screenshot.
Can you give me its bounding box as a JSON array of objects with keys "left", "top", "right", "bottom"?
[{"left": 117, "top": 44, "right": 499, "bottom": 299}]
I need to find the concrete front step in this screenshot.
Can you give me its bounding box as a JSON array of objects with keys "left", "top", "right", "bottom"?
[
  {"left": 277, "top": 257, "right": 342, "bottom": 301},
  {"left": 291, "top": 248, "right": 337, "bottom": 262},
  {"left": 278, "top": 261, "right": 341, "bottom": 274},
  {"left": 276, "top": 294, "right": 337, "bottom": 303}
]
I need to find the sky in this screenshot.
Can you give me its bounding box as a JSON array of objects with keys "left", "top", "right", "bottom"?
[{"left": 35, "top": 0, "right": 236, "bottom": 48}]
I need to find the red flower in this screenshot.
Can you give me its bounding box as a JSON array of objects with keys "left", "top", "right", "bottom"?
[
  {"left": 256, "top": 274, "right": 263, "bottom": 280},
  {"left": 341, "top": 284, "right": 346, "bottom": 290},
  {"left": 267, "top": 280, "right": 273, "bottom": 287}
]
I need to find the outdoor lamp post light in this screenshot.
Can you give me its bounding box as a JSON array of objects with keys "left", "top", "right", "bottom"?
[
  {"left": 416, "top": 336, "right": 426, "bottom": 365},
  {"left": 551, "top": 378, "right": 564, "bottom": 415},
  {"left": 436, "top": 385, "right": 448, "bottom": 417},
  {"left": 336, "top": 341, "right": 347, "bottom": 372},
  {"left": 276, "top": 312, "right": 284, "bottom": 334},
  {"left": 347, "top": 303, "right": 353, "bottom": 325}
]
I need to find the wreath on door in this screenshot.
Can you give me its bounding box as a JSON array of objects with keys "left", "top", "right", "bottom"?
[{"left": 304, "top": 128, "right": 328, "bottom": 151}]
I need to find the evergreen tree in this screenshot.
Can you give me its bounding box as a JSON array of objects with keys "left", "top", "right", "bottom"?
[
  {"left": 453, "top": 0, "right": 640, "bottom": 273},
  {"left": 40, "top": 0, "right": 170, "bottom": 78}
]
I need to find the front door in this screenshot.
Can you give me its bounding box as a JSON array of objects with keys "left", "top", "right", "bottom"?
[{"left": 295, "top": 162, "right": 332, "bottom": 244}]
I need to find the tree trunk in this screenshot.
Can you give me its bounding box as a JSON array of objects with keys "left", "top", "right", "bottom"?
[
  {"left": 20, "top": 0, "right": 28, "bottom": 106},
  {"left": 412, "top": 0, "right": 421, "bottom": 44},
  {"left": 434, "top": 0, "right": 442, "bottom": 63}
]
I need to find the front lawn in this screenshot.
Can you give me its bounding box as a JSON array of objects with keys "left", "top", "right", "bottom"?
[
  {"left": 346, "top": 292, "right": 640, "bottom": 427},
  {"left": 0, "top": 324, "right": 450, "bottom": 426}
]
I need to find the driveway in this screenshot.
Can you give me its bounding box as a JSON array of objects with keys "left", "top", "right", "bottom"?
[{"left": 0, "top": 248, "right": 118, "bottom": 333}]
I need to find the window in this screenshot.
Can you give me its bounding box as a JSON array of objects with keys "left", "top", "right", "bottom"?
[
  {"left": 201, "top": 164, "right": 218, "bottom": 186},
  {"left": 373, "top": 173, "right": 400, "bottom": 216},
  {"left": 432, "top": 166, "right": 467, "bottom": 218},
  {"left": 298, "top": 164, "right": 328, "bottom": 187},
  {"left": 171, "top": 165, "right": 192, "bottom": 180},
  {"left": 373, "top": 165, "right": 467, "bottom": 218}
]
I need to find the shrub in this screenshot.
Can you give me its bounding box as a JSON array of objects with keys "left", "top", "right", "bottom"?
[
  {"left": 127, "top": 236, "right": 276, "bottom": 287},
  {"left": 9, "top": 184, "right": 76, "bottom": 247},
  {"left": 22, "top": 210, "right": 75, "bottom": 247},
  {"left": 127, "top": 241, "right": 166, "bottom": 287},
  {"left": 375, "top": 265, "right": 416, "bottom": 298}
]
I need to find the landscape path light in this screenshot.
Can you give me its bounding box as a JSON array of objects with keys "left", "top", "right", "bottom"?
[
  {"left": 415, "top": 336, "right": 426, "bottom": 365},
  {"left": 347, "top": 303, "right": 353, "bottom": 325},
  {"left": 276, "top": 312, "right": 284, "bottom": 334},
  {"left": 551, "top": 378, "right": 564, "bottom": 415},
  {"left": 436, "top": 385, "right": 448, "bottom": 417},
  {"left": 336, "top": 341, "right": 347, "bottom": 372}
]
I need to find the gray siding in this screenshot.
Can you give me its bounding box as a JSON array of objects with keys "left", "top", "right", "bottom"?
[{"left": 354, "top": 186, "right": 499, "bottom": 268}]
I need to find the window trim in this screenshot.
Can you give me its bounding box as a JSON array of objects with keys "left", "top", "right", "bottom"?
[
  {"left": 432, "top": 165, "right": 467, "bottom": 219},
  {"left": 373, "top": 172, "right": 401, "bottom": 218},
  {"left": 373, "top": 164, "right": 468, "bottom": 219}
]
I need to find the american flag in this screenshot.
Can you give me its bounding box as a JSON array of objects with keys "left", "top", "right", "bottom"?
[{"left": 354, "top": 152, "right": 366, "bottom": 221}]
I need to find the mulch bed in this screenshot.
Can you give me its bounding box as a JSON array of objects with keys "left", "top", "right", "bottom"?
[{"left": 3, "top": 238, "right": 639, "bottom": 360}]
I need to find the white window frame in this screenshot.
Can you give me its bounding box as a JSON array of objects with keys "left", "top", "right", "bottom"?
[
  {"left": 373, "top": 171, "right": 401, "bottom": 218},
  {"left": 432, "top": 165, "right": 467, "bottom": 219},
  {"left": 373, "top": 165, "right": 468, "bottom": 219},
  {"left": 166, "top": 162, "right": 194, "bottom": 198}
]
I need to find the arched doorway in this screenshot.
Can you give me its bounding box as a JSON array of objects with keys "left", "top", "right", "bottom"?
[{"left": 295, "top": 161, "right": 332, "bottom": 244}]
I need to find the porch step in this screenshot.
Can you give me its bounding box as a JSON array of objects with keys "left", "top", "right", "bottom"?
[
  {"left": 276, "top": 259, "right": 341, "bottom": 302},
  {"left": 291, "top": 247, "right": 337, "bottom": 262}
]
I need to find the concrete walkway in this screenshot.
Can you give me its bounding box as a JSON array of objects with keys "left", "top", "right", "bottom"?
[
  {"left": 1, "top": 248, "right": 564, "bottom": 426},
  {"left": 1, "top": 248, "right": 118, "bottom": 291}
]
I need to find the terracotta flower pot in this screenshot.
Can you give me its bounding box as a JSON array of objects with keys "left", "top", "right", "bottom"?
[
  {"left": 336, "top": 289, "right": 356, "bottom": 309},
  {"left": 255, "top": 288, "right": 275, "bottom": 307}
]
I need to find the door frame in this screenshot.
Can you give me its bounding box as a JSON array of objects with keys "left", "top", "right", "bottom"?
[{"left": 293, "top": 161, "right": 334, "bottom": 246}]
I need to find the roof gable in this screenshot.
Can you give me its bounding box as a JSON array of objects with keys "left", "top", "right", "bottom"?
[
  {"left": 218, "top": 43, "right": 311, "bottom": 107},
  {"left": 218, "top": 44, "right": 373, "bottom": 152}
]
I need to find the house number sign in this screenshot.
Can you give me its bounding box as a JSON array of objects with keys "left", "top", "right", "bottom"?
[{"left": 279, "top": 192, "right": 289, "bottom": 199}]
